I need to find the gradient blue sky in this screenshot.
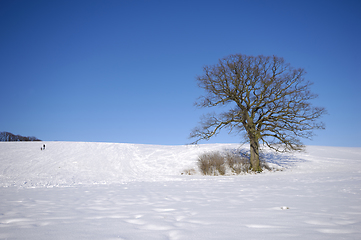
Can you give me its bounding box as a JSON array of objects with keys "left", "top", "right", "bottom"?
[{"left": 1, "top": 0, "right": 360, "bottom": 147}]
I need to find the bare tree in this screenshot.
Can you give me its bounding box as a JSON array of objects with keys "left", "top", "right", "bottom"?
[{"left": 190, "top": 54, "right": 326, "bottom": 172}]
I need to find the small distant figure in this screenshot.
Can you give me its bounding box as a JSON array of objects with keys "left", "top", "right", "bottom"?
[{"left": 41, "top": 144, "right": 46, "bottom": 151}]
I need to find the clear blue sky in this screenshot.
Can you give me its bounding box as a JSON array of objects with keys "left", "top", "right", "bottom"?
[{"left": 1, "top": 0, "right": 360, "bottom": 147}]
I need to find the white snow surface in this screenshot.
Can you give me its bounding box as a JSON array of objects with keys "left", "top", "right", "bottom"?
[{"left": 0, "top": 141, "right": 360, "bottom": 239}]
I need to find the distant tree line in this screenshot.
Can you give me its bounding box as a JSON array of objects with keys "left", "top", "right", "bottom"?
[{"left": 0, "top": 131, "right": 41, "bottom": 141}]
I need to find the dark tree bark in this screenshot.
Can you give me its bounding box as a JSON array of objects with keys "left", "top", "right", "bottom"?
[{"left": 190, "top": 54, "right": 326, "bottom": 172}]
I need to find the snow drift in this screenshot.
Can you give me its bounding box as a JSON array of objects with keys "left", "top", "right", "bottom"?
[{"left": 0, "top": 141, "right": 360, "bottom": 239}]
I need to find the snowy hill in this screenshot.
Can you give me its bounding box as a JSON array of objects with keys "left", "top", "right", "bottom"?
[
  {"left": 0, "top": 141, "right": 241, "bottom": 187},
  {"left": 1, "top": 141, "right": 360, "bottom": 188},
  {"left": 0, "top": 142, "right": 360, "bottom": 239}
]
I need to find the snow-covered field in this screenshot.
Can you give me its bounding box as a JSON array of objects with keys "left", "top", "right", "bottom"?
[{"left": 0, "top": 142, "right": 360, "bottom": 239}]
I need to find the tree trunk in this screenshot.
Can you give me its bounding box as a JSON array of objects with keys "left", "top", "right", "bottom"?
[{"left": 249, "top": 136, "right": 262, "bottom": 172}]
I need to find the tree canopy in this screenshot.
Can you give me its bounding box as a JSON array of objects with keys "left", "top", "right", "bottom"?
[{"left": 190, "top": 54, "right": 326, "bottom": 172}]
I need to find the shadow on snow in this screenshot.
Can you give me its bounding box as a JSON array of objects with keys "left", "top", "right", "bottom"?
[{"left": 225, "top": 147, "right": 308, "bottom": 169}]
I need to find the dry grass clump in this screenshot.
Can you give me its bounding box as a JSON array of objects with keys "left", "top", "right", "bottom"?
[
  {"left": 225, "top": 152, "right": 250, "bottom": 174},
  {"left": 197, "top": 151, "right": 251, "bottom": 176},
  {"left": 198, "top": 152, "right": 226, "bottom": 175},
  {"left": 181, "top": 168, "right": 197, "bottom": 175},
  {"left": 260, "top": 160, "right": 271, "bottom": 171}
]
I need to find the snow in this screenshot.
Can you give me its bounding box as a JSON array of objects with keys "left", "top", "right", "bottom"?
[{"left": 0, "top": 142, "right": 360, "bottom": 239}]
